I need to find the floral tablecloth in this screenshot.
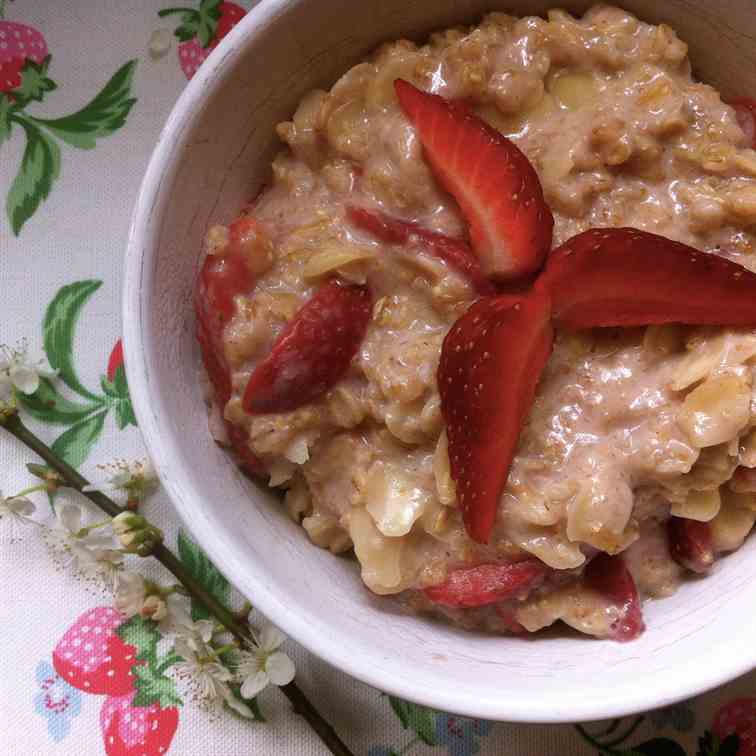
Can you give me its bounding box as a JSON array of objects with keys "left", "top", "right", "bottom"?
[{"left": 1, "top": 1, "right": 756, "bottom": 754}]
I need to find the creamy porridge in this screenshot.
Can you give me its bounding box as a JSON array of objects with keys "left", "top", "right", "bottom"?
[{"left": 195, "top": 5, "right": 756, "bottom": 640}]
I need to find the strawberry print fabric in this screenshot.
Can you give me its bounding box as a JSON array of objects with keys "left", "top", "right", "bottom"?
[{"left": 2, "top": 2, "right": 756, "bottom": 755}]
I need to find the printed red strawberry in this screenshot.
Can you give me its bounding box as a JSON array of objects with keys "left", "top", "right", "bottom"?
[
  {"left": 667, "top": 517, "right": 714, "bottom": 573},
  {"left": 0, "top": 18, "right": 48, "bottom": 95},
  {"left": 713, "top": 699, "right": 756, "bottom": 756},
  {"left": 195, "top": 216, "right": 266, "bottom": 475},
  {"left": 101, "top": 691, "right": 179, "bottom": 756},
  {"left": 730, "top": 98, "right": 756, "bottom": 149},
  {"left": 347, "top": 206, "right": 496, "bottom": 295},
  {"left": 394, "top": 79, "right": 553, "bottom": 281},
  {"left": 424, "top": 560, "right": 548, "bottom": 608},
  {"left": 583, "top": 553, "right": 645, "bottom": 641},
  {"left": 53, "top": 607, "right": 140, "bottom": 695},
  {"left": 438, "top": 290, "right": 553, "bottom": 543},
  {"left": 158, "top": 0, "right": 246, "bottom": 79},
  {"left": 540, "top": 228, "right": 756, "bottom": 330},
  {"left": 107, "top": 339, "right": 124, "bottom": 383},
  {"left": 243, "top": 279, "right": 372, "bottom": 414}
]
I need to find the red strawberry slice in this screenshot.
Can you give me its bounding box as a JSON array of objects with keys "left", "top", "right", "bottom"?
[
  {"left": 394, "top": 79, "right": 553, "bottom": 281},
  {"left": 438, "top": 289, "right": 553, "bottom": 543},
  {"left": 347, "top": 206, "right": 496, "bottom": 295},
  {"left": 730, "top": 98, "right": 756, "bottom": 149},
  {"left": 195, "top": 216, "right": 267, "bottom": 476},
  {"left": 424, "top": 560, "right": 548, "bottom": 608},
  {"left": 101, "top": 691, "right": 179, "bottom": 756},
  {"left": 540, "top": 228, "right": 756, "bottom": 330},
  {"left": 0, "top": 21, "right": 48, "bottom": 94},
  {"left": 242, "top": 279, "right": 372, "bottom": 414},
  {"left": 53, "top": 607, "right": 140, "bottom": 695},
  {"left": 667, "top": 517, "right": 714, "bottom": 573},
  {"left": 713, "top": 699, "right": 756, "bottom": 755},
  {"left": 159, "top": 1, "right": 245, "bottom": 79},
  {"left": 583, "top": 553, "right": 645, "bottom": 641}
]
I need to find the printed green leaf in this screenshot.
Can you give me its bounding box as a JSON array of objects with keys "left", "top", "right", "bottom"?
[
  {"left": 6, "top": 117, "right": 60, "bottom": 236},
  {"left": 0, "top": 96, "right": 13, "bottom": 147},
  {"left": 51, "top": 410, "right": 106, "bottom": 468},
  {"left": 30, "top": 60, "right": 137, "bottom": 150},
  {"left": 114, "top": 397, "right": 137, "bottom": 430},
  {"left": 159, "top": 1, "right": 221, "bottom": 46},
  {"left": 625, "top": 738, "right": 687, "bottom": 756},
  {"left": 13, "top": 56, "right": 56, "bottom": 107},
  {"left": 100, "top": 375, "right": 118, "bottom": 398},
  {"left": 43, "top": 280, "right": 102, "bottom": 400},
  {"left": 113, "top": 364, "right": 130, "bottom": 398},
  {"left": 177, "top": 528, "right": 229, "bottom": 621},
  {"left": 388, "top": 697, "right": 438, "bottom": 746},
  {"left": 132, "top": 665, "right": 183, "bottom": 709},
  {"left": 118, "top": 616, "right": 160, "bottom": 661},
  {"left": 19, "top": 377, "right": 101, "bottom": 424}
]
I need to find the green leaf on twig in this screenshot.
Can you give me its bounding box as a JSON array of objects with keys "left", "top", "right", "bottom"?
[
  {"left": 29, "top": 60, "right": 137, "bottom": 149},
  {"left": 177, "top": 528, "right": 229, "bottom": 621},
  {"left": 43, "top": 280, "right": 102, "bottom": 400},
  {"left": 51, "top": 410, "right": 106, "bottom": 468},
  {"left": 6, "top": 116, "right": 60, "bottom": 236}
]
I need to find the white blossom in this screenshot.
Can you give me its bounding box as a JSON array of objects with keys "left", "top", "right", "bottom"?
[
  {"left": 43, "top": 503, "right": 114, "bottom": 571},
  {"left": 140, "top": 594, "right": 168, "bottom": 622},
  {"left": 83, "top": 458, "right": 158, "bottom": 503},
  {"left": 0, "top": 342, "right": 55, "bottom": 398},
  {"left": 78, "top": 547, "right": 123, "bottom": 589},
  {"left": 236, "top": 624, "right": 295, "bottom": 699},
  {"left": 156, "top": 593, "right": 193, "bottom": 637},
  {"left": 114, "top": 571, "right": 147, "bottom": 616},
  {"left": 0, "top": 491, "right": 36, "bottom": 541}
]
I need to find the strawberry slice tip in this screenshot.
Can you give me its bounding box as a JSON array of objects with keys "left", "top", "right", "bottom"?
[
  {"left": 540, "top": 227, "right": 756, "bottom": 330},
  {"left": 583, "top": 553, "right": 645, "bottom": 641},
  {"left": 438, "top": 289, "right": 553, "bottom": 544},
  {"left": 242, "top": 279, "right": 372, "bottom": 414},
  {"left": 667, "top": 516, "right": 714, "bottom": 573},
  {"left": 394, "top": 79, "right": 553, "bottom": 281},
  {"left": 424, "top": 559, "right": 549, "bottom": 608},
  {"left": 347, "top": 206, "right": 496, "bottom": 295}
]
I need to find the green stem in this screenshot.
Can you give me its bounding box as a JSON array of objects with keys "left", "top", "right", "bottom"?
[
  {"left": 157, "top": 7, "right": 199, "bottom": 21},
  {"left": 0, "top": 1, "right": 6, "bottom": 20},
  {"left": 1, "top": 413, "right": 354, "bottom": 756},
  {"left": 213, "top": 643, "right": 237, "bottom": 657},
  {"left": 156, "top": 651, "right": 182, "bottom": 675},
  {"left": 12, "top": 483, "right": 49, "bottom": 499}
]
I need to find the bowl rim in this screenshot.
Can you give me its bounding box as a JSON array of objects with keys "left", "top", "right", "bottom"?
[{"left": 124, "top": 0, "right": 756, "bottom": 723}]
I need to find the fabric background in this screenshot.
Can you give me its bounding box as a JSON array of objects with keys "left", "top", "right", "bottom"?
[{"left": 1, "top": 1, "right": 755, "bottom": 754}]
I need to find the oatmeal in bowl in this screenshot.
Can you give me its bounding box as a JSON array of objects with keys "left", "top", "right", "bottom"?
[{"left": 194, "top": 4, "right": 756, "bottom": 642}]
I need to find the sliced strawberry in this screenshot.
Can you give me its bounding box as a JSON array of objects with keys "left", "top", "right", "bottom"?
[
  {"left": 583, "top": 553, "right": 645, "bottom": 642},
  {"left": 730, "top": 97, "right": 756, "bottom": 149},
  {"left": 667, "top": 516, "right": 714, "bottom": 573},
  {"left": 347, "top": 206, "right": 496, "bottom": 295},
  {"left": 424, "top": 560, "right": 548, "bottom": 608},
  {"left": 438, "top": 289, "right": 553, "bottom": 543},
  {"left": 394, "top": 79, "right": 553, "bottom": 281},
  {"left": 243, "top": 279, "right": 372, "bottom": 414},
  {"left": 540, "top": 228, "right": 756, "bottom": 330},
  {"left": 195, "top": 216, "right": 266, "bottom": 475}
]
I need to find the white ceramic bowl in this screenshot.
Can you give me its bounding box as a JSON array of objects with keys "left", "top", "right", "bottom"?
[{"left": 124, "top": 0, "right": 756, "bottom": 723}]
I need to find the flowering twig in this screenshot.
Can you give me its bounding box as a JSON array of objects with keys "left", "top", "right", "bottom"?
[{"left": 1, "top": 411, "right": 355, "bottom": 756}]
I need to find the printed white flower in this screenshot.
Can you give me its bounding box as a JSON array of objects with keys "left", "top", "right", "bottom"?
[
  {"left": 43, "top": 503, "right": 113, "bottom": 570},
  {"left": 83, "top": 458, "right": 158, "bottom": 504},
  {"left": 148, "top": 28, "right": 173, "bottom": 60},
  {"left": 0, "top": 342, "right": 55, "bottom": 399},
  {"left": 0, "top": 491, "right": 36, "bottom": 542},
  {"left": 236, "top": 624, "right": 295, "bottom": 699},
  {"left": 114, "top": 571, "right": 147, "bottom": 616}
]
